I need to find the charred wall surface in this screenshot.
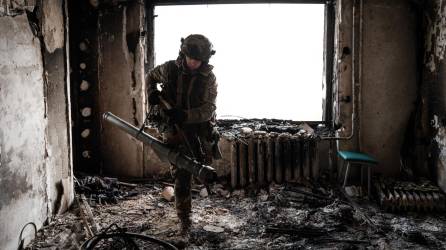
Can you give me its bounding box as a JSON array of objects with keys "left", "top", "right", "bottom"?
[
  {"left": 42, "top": 0, "right": 74, "bottom": 217},
  {"left": 334, "top": 0, "right": 418, "bottom": 177},
  {"left": 69, "top": 0, "right": 101, "bottom": 174},
  {"left": 98, "top": 2, "right": 146, "bottom": 177},
  {"left": 424, "top": 0, "right": 446, "bottom": 192},
  {"left": 0, "top": 1, "right": 73, "bottom": 249},
  {"left": 359, "top": 0, "right": 418, "bottom": 177}
]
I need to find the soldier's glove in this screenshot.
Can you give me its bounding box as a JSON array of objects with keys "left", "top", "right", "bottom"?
[
  {"left": 148, "top": 90, "right": 161, "bottom": 105},
  {"left": 165, "top": 108, "right": 187, "bottom": 124}
]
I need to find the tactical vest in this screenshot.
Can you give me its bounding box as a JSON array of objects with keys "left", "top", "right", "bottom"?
[{"left": 157, "top": 61, "right": 219, "bottom": 163}]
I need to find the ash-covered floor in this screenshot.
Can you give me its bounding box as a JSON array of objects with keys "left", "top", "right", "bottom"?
[{"left": 27, "top": 176, "right": 446, "bottom": 249}]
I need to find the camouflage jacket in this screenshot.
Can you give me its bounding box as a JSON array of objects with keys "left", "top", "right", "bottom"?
[
  {"left": 146, "top": 59, "right": 217, "bottom": 125},
  {"left": 145, "top": 58, "right": 219, "bottom": 163}
]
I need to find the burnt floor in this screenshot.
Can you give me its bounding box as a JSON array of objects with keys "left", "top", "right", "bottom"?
[{"left": 27, "top": 177, "right": 446, "bottom": 249}]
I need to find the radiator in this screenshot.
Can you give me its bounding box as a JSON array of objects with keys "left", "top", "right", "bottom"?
[
  {"left": 375, "top": 180, "right": 446, "bottom": 212},
  {"left": 229, "top": 132, "right": 319, "bottom": 188}
]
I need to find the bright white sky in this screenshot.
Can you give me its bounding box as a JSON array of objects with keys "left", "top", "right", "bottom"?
[{"left": 154, "top": 4, "right": 325, "bottom": 121}]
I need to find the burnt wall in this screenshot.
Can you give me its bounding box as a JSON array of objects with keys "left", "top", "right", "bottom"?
[
  {"left": 0, "top": 14, "right": 47, "bottom": 250},
  {"left": 424, "top": 0, "right": 446, "bottom": 192},
  {"left": 334, "top": 0, "right": 418, "bottom": 177},
  {"left": 42, "top": 0, "right": 74, "bottom": 216},
  {"left": 359, "top": 0, "right": 418, "bottom": 176},
  {"left": 69, "top": 0, "right": 101, "bottom": 174},
  {"left": 333, "top": 0, "right": 355, "bottom": 150},
  {"left": 0, "top": 1, "right": 73, "bottom": 249},
  {"left": 98, "top": 3, "right": 146, "bottom": 177}
]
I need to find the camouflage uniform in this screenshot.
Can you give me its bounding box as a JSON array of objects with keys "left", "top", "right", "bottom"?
[{"left": 146, "top": 55, "right": 218, "bottom": 228}]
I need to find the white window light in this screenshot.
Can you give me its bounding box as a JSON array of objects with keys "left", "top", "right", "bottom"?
[{"left": 154, "top": 4, "right": 325, "bottom": 121}]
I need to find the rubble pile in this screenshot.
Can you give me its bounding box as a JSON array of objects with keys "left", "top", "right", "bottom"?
[
  {"left": 216, "top": 119, "right": 330, "bottom": 138},
  {"left": 75, "top": 176, "right": 139, "bottom": 205},
  {"left": 26, "top": 178, "right": 446, "bottom": 249}
]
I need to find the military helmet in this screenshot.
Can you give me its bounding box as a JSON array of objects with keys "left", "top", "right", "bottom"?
[{"left": 180, "top": 34, "right": 215, "bottom": 62}]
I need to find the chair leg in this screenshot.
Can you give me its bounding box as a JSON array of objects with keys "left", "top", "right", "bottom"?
[
  {"left": 368, "top": 166, "right": 371, "bottom": 198},
  {"left": 338, "top": 160, "right": 345, "bottom": 183},
  {"left": 360, "top": 164, "right": 364, "bottom": 187},
  {"left": 343, "top": 162, "right": 350, "bottom": 188}
]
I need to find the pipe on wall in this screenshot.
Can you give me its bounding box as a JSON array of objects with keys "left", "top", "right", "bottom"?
[
  {"left": 321, "top": 0, "right": 362, "bottom": 142},
  {"left": 324, "top": 0, "right": 363, "bottom": 179}
]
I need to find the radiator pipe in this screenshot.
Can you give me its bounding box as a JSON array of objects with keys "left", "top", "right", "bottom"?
[{"left": 321, "top": 0, "right": 361, "bottom": 141}]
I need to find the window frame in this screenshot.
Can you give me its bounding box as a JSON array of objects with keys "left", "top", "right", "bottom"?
[{"left": 145, "top": 0, "right": 335, "bottom": 124}]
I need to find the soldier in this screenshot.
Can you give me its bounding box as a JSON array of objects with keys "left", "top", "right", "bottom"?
[{"left": 145, "top": 34, "right": 220, "bottom": 235}]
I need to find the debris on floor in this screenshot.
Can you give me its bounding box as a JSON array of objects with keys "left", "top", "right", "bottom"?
[
  {"left": 26, "top": 177, "right": 446, "bottom": 249},
  {"left": 216, "top": 119, "right": 329, "bottom": 137},
  {"left": 162, "top": 186, "right": 175, "bottom": 202},
  {"left": 75, "top": 175, "right": 139, "bottom": 205}
]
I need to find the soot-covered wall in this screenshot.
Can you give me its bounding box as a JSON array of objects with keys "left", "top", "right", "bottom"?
[
  {"left": 98, "top": 2, "right": 146, "bottom": 177},
  {"left": 424, "top": 0, "right": 446, "bottom": 192},
  {"left": 334, "top": 0, "right": 418, "bottom": 177},
  {"left": 0, "top": 1, "right": 73, "bottom": 249}
]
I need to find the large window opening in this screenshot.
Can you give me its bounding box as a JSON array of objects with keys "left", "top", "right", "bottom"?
[{"left": 154, "top": 4, "right": 325, "bottom": 121}]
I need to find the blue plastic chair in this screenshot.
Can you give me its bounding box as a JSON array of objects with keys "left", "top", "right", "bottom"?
[{"left": 338, "top": 151, "right": 378, "bottom": 197}]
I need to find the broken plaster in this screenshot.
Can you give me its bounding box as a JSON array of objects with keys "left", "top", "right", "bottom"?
[
  {"left": 432, "top": 114, "right": 441, "bottom": 129},
  {"left": 425, "top": 0, "right": 446, "bottom": 73},
  {"left": 120, "top": 5, "right": 144, "bottom": 127},
  {"left": 434, "top": 126, "right": 446, "bottom": 192},
  {"left": 0, "top": 0, "right": 35, "bottom": 16},
  {"left": 0, "top": 13, "right": 49, "bottom": 250},
  {"left": 41, "top": 0, "right": 64, "bottom": 53}
]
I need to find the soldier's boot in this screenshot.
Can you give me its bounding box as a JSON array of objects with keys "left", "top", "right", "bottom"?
[
  {"left": 178, "top": 213, "right": 192, "bottom": 235},
  {"left": 170, "top": 213, "right": 191, "bottom": 249},
  {"left": 175, "top": 168, "right": 192, "bottom": 236}
]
